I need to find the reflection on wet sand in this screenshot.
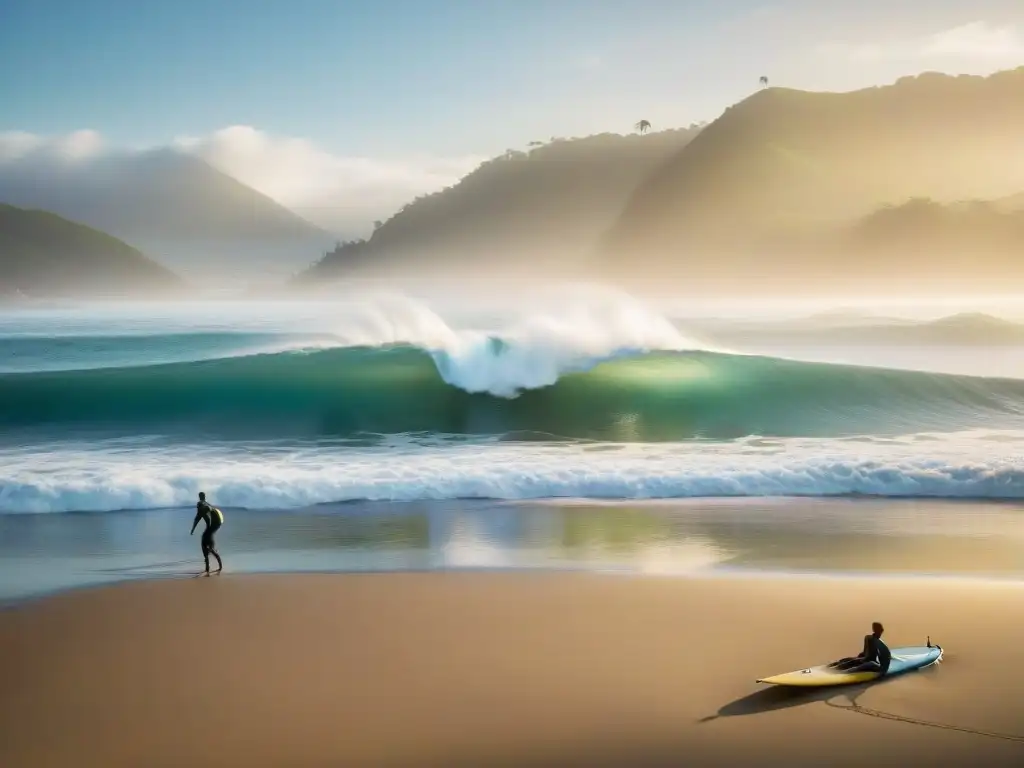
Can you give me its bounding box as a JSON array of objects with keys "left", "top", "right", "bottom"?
[{"left": 1, "top": 498, "right": 1022, "bottom": 601}]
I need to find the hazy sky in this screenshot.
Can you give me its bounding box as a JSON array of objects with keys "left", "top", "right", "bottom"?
[{"left": 2, "top": 0, "right": 1024, "bottom": 233}]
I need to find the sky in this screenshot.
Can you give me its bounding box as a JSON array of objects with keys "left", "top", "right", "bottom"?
[{"left": 2, "top": 0, "right": 1024, "bottom": 234}]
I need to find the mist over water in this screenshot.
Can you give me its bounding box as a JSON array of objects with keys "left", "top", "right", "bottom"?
[{"left": 3, "top": 284, "right": 1024, "bottom": 513}]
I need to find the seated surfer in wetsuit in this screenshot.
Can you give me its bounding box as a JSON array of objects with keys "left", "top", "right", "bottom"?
[
  {"left": 190, "top": 491, "right": 224, "bottom": 574},
  {"left": 829, "top": 621, "right": 891, "bottom": 674}
]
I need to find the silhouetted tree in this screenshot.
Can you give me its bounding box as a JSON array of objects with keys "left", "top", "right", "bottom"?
[
  {"left": 635, "top": 120, "right": 651, "bottom": 134},
  {"left": 759, "top": 76, "right": 769, "bottom": 89}
]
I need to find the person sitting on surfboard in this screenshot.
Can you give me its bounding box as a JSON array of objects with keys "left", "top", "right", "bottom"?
[
  {"left": 829, "top": 622, "right": 891, "bottom": 675},
  {"left": 190, "top": 492, "right": 224, "bottom": 575}
]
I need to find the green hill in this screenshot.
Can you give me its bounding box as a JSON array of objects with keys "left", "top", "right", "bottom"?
[
  {"left": 823, "top": 197, "right": 1024, "bottom": 284},
  {"left": 846, "top": 197, "right": 1024, "bottom": 251},
  {"left": 599, "top": 67, "right": 1024, "bottom": 287},
  {"left": 297, "top": 126, "right": 703, "bottom": 284},
  {"left": 0, "top": 149, "right": 335, "bottom": 284},
  {"left": 644, "top": 196, "right": 1024, "bottom": 291},
  {"left": 993, "top": 191, "right": 1024, "bottom": 212},
  {"left": 0, "top": 204, "right": 184, "bottom": 298}
]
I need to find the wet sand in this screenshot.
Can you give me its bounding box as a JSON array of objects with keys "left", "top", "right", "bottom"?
[
  {"left": 2, "top": 572, "right": 1024, "bottom": 767},
  {"left": 3, "top": 498, "right": 1024, "bottom": 603}
]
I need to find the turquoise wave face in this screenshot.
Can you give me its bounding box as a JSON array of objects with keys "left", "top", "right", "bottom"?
[
  {"left": 1, "top": 345, "right": 1023, "bottom": 441},
  {"left": 0, "top": 331, "right": 313, "bottom": 373}
]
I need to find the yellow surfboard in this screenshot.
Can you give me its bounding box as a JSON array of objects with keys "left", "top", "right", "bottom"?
[{"left": 757, "top": 645, "right": 943, "bottom": 688}]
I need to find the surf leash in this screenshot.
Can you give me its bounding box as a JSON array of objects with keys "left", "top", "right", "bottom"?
[{"left": 824, "top": 698, "right": 1024, "bottom": 744}]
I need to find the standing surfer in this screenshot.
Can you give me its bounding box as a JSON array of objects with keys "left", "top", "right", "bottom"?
[{"left": 190, "top": 491, "right": 224, "bottom": 574}]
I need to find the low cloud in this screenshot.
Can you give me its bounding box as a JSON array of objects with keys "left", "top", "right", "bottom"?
[
  {"left": 0, "top": 127, "right": 483, "bottom": 235},
  {"left": 173, "top": 126, "right": 483, "bottom": 234},
  {"left": 819, "top": 21, "right": 1024, "bottom": 67},
  {"left": 0, "top": 129, "right": 104, "bottom": 162}
]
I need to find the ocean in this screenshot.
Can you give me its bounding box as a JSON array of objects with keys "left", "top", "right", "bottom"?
[{"left": 2, "top": 289, "right": 1024, "bottom": 598}]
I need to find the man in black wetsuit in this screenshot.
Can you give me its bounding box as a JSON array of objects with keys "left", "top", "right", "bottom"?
[
  {"left": 829, "top": 621, "right": 891, "bottom": 675},
  {"left": 190, "top": 491, "right": 224, "bottom": 574}
]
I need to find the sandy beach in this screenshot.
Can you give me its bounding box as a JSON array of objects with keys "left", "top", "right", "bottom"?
[{"left": 2, "top": 572, "right": 1023, "bottom": 767}]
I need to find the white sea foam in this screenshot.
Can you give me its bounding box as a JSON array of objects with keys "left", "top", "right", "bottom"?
[
  {"left": 2, "top": 430, "right": 1023, "bottom": 514},
  {"left": 320, "top": 288, "right": 713, "bottom": 396},
  {"left": 0, "top": 288, "right": 720, "bottom": 395}
]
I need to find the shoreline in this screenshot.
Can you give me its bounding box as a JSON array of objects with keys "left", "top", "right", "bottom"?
[
  {"left": 3, "top": 571, "right": 1024, "bottom": 766},
  {"left": 3, "top": 496, "right": 1024, "bottom": 604}
]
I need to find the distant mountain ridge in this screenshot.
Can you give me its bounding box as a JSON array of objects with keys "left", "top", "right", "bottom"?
[
  {"left": 0, "top": 148, "right": 335, "bottom": 284},
  {"left": 0, "top": 204, "right": 183, "bottom": 298},
  {"left": 598, "top": 67, "right": 1024, "bottom": 289},
  {"left": 298, "top": 126, "right": 704, "bottom": 284},
  {"left": 295, "top": 67, "right": 1024, "bottom": 294}
]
